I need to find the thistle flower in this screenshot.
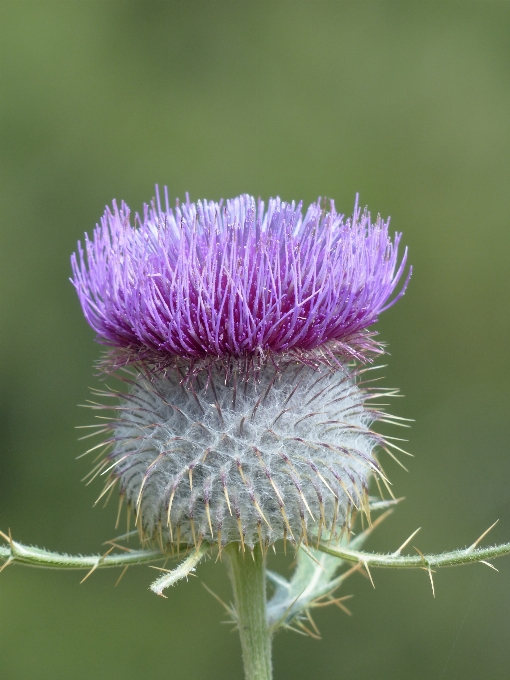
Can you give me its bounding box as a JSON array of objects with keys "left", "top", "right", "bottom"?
[
  {"left": 71, "top": 190, "right": 410, "bottom": 369},
  {"left": 72, "top": 190, "right": 410, "bottom": 551}
]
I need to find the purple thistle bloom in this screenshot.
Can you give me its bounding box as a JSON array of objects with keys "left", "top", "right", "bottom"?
[
  {"left": 72, "top": 189, "right": 412, "bottom": 550},
  {"left": 71, "top": 189, "right": 410, "bottom": 369}
]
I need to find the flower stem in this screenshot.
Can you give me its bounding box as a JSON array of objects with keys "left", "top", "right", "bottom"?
[
  {"left": 317, "top": 540, "right": 510, "bottom": 569},
  {"left": 0, "top": 533, "right": 166, "bottom": 570},
  {"left": 225, "top": 543, "right": 272, "bottom": 680}
]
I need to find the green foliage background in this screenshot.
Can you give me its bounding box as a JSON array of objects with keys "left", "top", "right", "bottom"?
[{"left": 1, "top": 2, "right": 510, "bottom": 678}]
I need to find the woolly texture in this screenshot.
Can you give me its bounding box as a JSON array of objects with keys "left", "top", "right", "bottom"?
[
  {"left": 71, "top": 190, "right": 410, "bottom": 367},
  {"left": 93, "top": 361, "right": 388, "bottom": 549}
]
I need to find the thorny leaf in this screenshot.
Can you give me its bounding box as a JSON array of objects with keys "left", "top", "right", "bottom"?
[{"left": 266, "top": 499, "right": 398, "bottom": 633}]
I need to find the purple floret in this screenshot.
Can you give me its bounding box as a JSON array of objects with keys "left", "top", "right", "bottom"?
[{"left": 71, "top": 189, "right": 410, "bottom": 367}]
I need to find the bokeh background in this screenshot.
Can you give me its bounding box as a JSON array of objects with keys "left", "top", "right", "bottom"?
[{"left": 1, "top": 2, "right": 510, "bottom": 679}]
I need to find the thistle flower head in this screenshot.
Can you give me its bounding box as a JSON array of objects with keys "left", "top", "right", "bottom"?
[
  {"left": 71, "top": 190, "right": 410, "bottom": 370},
  {"left": 74, "top": 190, "right": 410, "bottom": 551}
]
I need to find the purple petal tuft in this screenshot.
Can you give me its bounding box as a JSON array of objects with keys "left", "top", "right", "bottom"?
[{"left": 71, "top": 189, "right": 411, "bottom": 367}]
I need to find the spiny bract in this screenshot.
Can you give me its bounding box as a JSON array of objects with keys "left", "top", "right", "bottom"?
[{"left": 91, "top": 360, "right": 396, "bottom": 551}]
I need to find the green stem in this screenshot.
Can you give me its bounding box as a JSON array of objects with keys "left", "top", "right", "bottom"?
[
  {"left": 0, "top": 535, "right": 167, "bottom": 570},
  {"left": 317, "top": 540, "right": 510, "bottom": 569},
  {"left": 225, "top": 543, "right": 272, "bottom": 680}
]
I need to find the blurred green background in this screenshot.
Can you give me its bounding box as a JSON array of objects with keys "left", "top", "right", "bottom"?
[{"left": 1, "top": 2, "right": 510, "bottom": 678}]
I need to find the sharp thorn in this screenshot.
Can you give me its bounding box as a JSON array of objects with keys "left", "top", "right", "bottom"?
[
  {"left": 479, "top": 560, "right": 499, "bottom": 572},
  {"left": 468, "top": 520, "right": 499, "bottom": 551},
  {"left": 392, "top": 528, "right": 421, "bottom": 556},
  {"left": 363, "top": 561, "right": 375, "bottom": 589},
  {"left": 114, "top": 565, "right": 129, "bottom": 586},
  {"left": 428, "top": 567, "right": 435, "bottom": 598}
]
